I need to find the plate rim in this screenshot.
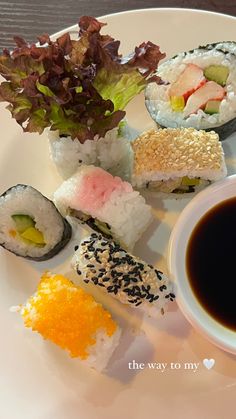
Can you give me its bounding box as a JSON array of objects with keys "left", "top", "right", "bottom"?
[
  {"left": 168, "top": 175, "right": 236, "bottom": 355},
  {"left": 1, "top": 7, "right": 236, "bottom": 417},
  {"left": 50, "top": 7, "right": 236, "bottom": 40}
]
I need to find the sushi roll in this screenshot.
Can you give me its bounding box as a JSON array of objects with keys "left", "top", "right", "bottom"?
[
  {"left": 17, "top": 273, "right": 120, "bottom": 371},
  {"left": 0, "top": 185, "right": 72, "bottom": 261},
  {"left": 54, "top": 165, "right": 153, "bottom": 250},
  {"left": 197, "top": 41, "right": 236, "bottom": 55},
  {"left": 145, "top": 42, "right": 236, "bottom": 140},
  {"left": 131, "top": 128, "right": 227, "bottom": 192},
  {"left": 48, "top": 123, "right": 132, "bottom": 181},
  {"left": 72, "top": 233, "right": 175, "bottom": 317}
]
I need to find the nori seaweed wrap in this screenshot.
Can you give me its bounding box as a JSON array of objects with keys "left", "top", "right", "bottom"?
[
  {"left": 0, "top": 185, "right": 72, "bottom": 261},
  {"left": 145, "top": 42, "right": 236, "bottom": 140}
]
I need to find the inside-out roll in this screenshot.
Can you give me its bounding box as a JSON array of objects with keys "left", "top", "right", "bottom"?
[
  {"left": 131, "top": 128, "right": 227, "bottom": 193},
  {"left": 72, "top": 233, "right": 175, "bottom": 317},
  {"left": 54, "top": 165, "right": 153, "bottom": 250},
  {"left": 17, "top": 272, "right": 121, "bottom": 371}
]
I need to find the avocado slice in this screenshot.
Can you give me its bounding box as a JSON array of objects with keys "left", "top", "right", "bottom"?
[
  {"left": 11, "top": 214, "right": 35, "bottom": 234},
  {"left": 205, "top": 100, "right": 221, "bottom": 114},
  {"left": 204, "top": 65, "right": 229, "bottom": 86}
]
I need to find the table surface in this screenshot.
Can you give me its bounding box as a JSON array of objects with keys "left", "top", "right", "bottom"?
[{"left": 1, "top": 0, "right": 236, "bottom": 50}]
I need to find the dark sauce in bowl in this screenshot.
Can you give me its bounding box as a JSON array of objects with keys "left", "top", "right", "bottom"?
[{"left": 186, "top": 197, "right": 236, "bottom": 332}]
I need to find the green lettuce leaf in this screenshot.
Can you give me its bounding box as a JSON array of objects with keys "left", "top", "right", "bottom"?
[{"left": 93, "top": 68, "right": 146, "bottom": 111}]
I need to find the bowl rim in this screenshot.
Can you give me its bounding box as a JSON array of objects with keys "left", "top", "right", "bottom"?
[{"left": 168, "top": 175, "right": 236, "bottom": 355}]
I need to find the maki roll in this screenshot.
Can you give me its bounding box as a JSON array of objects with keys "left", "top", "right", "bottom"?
[
  {"left": 72, "top": 233, "right": 175, "bottom": 317},
  {"left": 0, "top": 185, "right": 72, "bottom": 261},
  {"left": 54, "top": 165, "right": 153, "bottom": 250},
  {"left": 131, "top": 128, "right": 227, "bottom": 193},
  {"left": 197, "top": 41, "right": 236, "bottom": 55},
  {"left": 145, "top": 42, "right": 236, "bottom": 140},
  {"left": 17, "top": 273, "right": 121, "bottom": 371},
  {"left": 48, "top": 124, "right": 132, "bottom": 181}
]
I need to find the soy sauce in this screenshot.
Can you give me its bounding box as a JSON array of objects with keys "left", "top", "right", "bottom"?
[{"left": 186, "top": 197, "right": 236, "bottom": 332}]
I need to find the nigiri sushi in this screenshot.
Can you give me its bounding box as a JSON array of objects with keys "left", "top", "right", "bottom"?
[
  {"left": 54, "top": 165, "right": 153, "bottom": 250},
  {"left": 17, "top": 273, "right": 121, "bottom": 371},
  {"left": 72, "top": 233, "right": 175, "bottom": 317}
]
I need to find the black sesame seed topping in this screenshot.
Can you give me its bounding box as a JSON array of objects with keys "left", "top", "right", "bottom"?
[
  {"left": 88, "top": 246, "right": 95, "bottom": 252},
  {"left": 92, "top": 277, "right": 98, "bottom": 285},
  {"left": 155, "top": 270, "right": 163, "bottom": 280},
  {"left": 123, "top": 288, "right": 131, "bottom": 295},
  {"left": 78, "top": 235, "right": 173, "bottom": 312}
]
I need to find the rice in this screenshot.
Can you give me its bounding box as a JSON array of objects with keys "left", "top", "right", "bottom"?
[
  {"left": 0, "top": 185, "right": 72, "bottom": 260},
  {"left": 48, "top": 125, "right": 132, "bottom": 180},
  {"left": 131, "top": 128, "right": 227, "bottom": 190},
  {"left": 54, "top": 165, "right": 153, "bottom": 250},
  {"left": 72, "top": 233, "right": 175, "bottom": 317},
  {"left": 145, "top": 46, "right": 236, "bottom": 131},
  {"left": 19, "top": 273, "right": 121, "bottom": 371}
]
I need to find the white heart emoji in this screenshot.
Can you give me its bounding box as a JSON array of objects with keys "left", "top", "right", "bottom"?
[{"left": 203, "top": 358, "right": 215, "bottom": 370}]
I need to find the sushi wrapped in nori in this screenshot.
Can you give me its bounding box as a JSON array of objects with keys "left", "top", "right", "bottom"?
[
  {"left": 17, "top": 273, "right": 121, "bottom": 371},
  {"left": 145, "top": 42, "right": 236, "bottom": 140},
  {"left": 0, "top": 185, "right": 72, "bottom": 261},
  {"left": 54, "top": 165, "right": 153, "bottom": 250},
  {"left": 72, "top": 233, "right": 175, "bottom": 317},
  {"left": 131, "top": 128, "right": 227, "bottom": 192}
]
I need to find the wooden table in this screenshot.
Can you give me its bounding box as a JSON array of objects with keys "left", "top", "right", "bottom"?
[{"left": 1, "top": 0, "right": 236, "bottom": 50}]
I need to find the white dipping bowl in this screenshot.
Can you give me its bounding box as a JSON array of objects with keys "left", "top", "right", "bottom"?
[{"left": 168, "top": 175, "right": 236, "bottom": 355}]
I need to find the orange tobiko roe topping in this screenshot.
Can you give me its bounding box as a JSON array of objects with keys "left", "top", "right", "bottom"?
[{"left": 22, "top": 273, "right": 117, "bottom": 358}]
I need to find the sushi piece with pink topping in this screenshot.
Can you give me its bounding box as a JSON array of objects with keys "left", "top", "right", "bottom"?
[{"left": 54, "top": 165, "right": 153, "bottom": 250}]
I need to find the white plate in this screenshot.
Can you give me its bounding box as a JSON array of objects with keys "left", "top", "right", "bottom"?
[{"left": 1, "top": 8, "right": 236, "bottom": 419}]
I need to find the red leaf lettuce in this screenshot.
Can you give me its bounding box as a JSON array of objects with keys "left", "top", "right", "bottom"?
[{"left": 0, "top": 16, "right": 165, "bottom": 142}]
